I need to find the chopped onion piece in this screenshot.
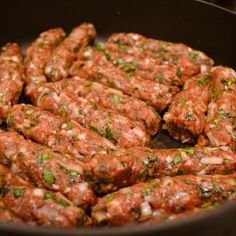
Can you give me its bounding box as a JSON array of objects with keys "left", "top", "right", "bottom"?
[{"left": 200, "top": 157, "right": 223, "bottom": 165}]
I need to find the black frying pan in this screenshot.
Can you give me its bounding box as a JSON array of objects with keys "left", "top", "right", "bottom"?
[{"left": 0, "top": 0, "right": 236, "bottom": 235}]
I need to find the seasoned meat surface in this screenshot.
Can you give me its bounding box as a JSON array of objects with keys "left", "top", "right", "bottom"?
[
  {"left": 45, "top": 23, "right": 96, "bottom": 81},
  {"left": 85, "top": 146, "right": 236, "bottom": 193},
  {"left": 27, "top": 81, "right": 151, "bottom": 148},
  {"left": 108, "top": 32, "right": 214, "bottom": 73},
  {"left": 70, "top": 47, "right": 179, "bottom": 110},
  {"left": 24, "top": 28, "right": 65, "bottom": 89},
  {"left": 0, "top": 24, "right": 235, "bottom": 228},
  {"left": 198, "top": 66, "right": 236, "bottom": 152},
  {"left": 92, "top": 174, "right": 236, "bottom": 225},
  {"left": 32, "top": 77, "right": 161, "bottom": 136},
  {"left": 0, "top": 164, "right": 91, "bottom": 227},
  {"left": 0, "top": 43, "right": 24, "bottom": 121},
  {"left": 95, "top": 41, "right": 200, "bottom": 86},
  {"left": 7, "top": 104, "right": 116, "bottom": 160},
  {"left": 163, "top": 73, "right": 212, "bottom": 143},
  {"left": 0, "top": 207, "right": 23, "bottom": 224},
  {"left": 0, "top": 129, "right": 97, "bottom": 209}
]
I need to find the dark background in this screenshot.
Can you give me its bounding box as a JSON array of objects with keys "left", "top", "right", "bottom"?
[{"left": 207, "top": 0, "right": 236, "bottom": 11}]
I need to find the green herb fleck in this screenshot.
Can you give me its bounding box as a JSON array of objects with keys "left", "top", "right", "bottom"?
[
  {"left": 12, "top": 188, "right": 25, "bottom": 198},
  {"left": 201, "top": 202, "right": 212, "bottom": 209},
  {"left": 217, "top": 108, "right": 225, "bottom": 115},
  {"left": 65, "top": 121, "right": 73, "bottom": 129},
  {"left": 69, "top": 170, "right": 80, "bottom": 177},
  {"left": 223, "top": 159, "right": 229, "bottom": 164},
  {"left": 156, "top": 76, "right": 164, "bottom": 83},
  {"left": 6, "top": 115, "right": 14, "bottom": 125},
  {"left": 183, "top": 148, "right": 195, "bottom": 156},
  {"left": 25, "top": 106, "right": 34, "bottom": 115},
  {"left": 212, "top": 118, "right": 219, "bottom": 129},
  {"left": 96, "top": 43, "right": 106, "bottom": 51},
  {"left": 185, "top": 112, "right": 192, "bottom": 121},
  {"left": 37, "top": 153, "right": 52, "bottom": 164},
  {"left": 90, "top": 101, "right": 97, "bottom": 110},
  {"left": 142, "top": 188, "right": 151, "bottom": 196},
  {"left": 179, "top": 98, "right": 188, "bottom": 109},
  {"left": 197, "top": 77, "right": 209, "bottom": 86},
  {"left": 114, "top": 94, "right": 121, "bottom": 104},
  {"left": 57, "top": 199, "right": 70, "bottom": 207},
  {"left": 104, "top": 52, "right": 111, "bottom": 61},
  {"left": 104, "top": 127, "right": 114, "bottom": 140},
  {"left": 173, "top": 153, "right": 182, "bottom": 165},
  {"left": 191, "top": 53, "right": 199, "bottom": 60},
  {"left": 106, "top": 193, "right": 114, "bottom": 202},
  {"left": 212, "top": 179, "right": 223, "bottom": 194},
  {"left": 44, "top": 192, "right": 55, "bottom": 200},
  {"left": 59, "top": 104, "right": 68, "bottom": 116},
  {"left": 132, "top": 207, "right": 141, "bottom": 218},
  {"left": 176, "top": 68, "right": 183, "bottom": 78},
  {"left": 209, "top": 88, "right": 219, "bottom": 99},
  {"left": 172, "top": 58, "right": 179, "bottom": 65},
  {"left": 43, "top": 169, "right": 56, "bottom": 186},
  {"left": 72, "top": 135, "right": 78, "bottom": 141}
]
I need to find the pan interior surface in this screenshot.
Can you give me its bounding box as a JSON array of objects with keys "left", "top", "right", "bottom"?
[{"left": 0, "top": 0, "right": 236, "bottom": 235}]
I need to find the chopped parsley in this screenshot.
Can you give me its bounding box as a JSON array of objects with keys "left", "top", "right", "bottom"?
[
  {"left": 176, "top": 68, "right": 183, "bottom": 78},
  {"left": 59, "top": 104, "right": 68, "bottom": 116},
  {"left": 191, "top": 53, "right": 199, "bottom": 60},
  {"left": 44, "top": 191, "right": 55, "bottom": 200},
  {"left": 156, "top": 76, "right": 164, "bottom": 83},
  {"left": 113, "top": 94, "right": 121, "bottom": 104},
  {"left": 197, "top": 77, "right": 209, "bottom": 86},
  {"left": 6, "top": 115, "right": 14, "bottom": 125},
  {"left": 90, "top": 101, "right": 97, "bottom": 110},
  {"left": 183, "top": 148, "right": 195, "bottom": 156},
  {"left": 104, "top": 127, "right": 114, "bottom": 140},
  {"left": 43, "top": 169, "right": 56, "bottom": 185},
  {"left": 12, "top": 187, "right": 25, "bottom": 198},
  {"left": 37, "top": 153, "right": 52, "bottom": 164},
  {"left": 25, "top": 106, "right": 34, "bottom": 115},
  {"left": 173, "top": 153, "right": 182, "bottom": 165}
]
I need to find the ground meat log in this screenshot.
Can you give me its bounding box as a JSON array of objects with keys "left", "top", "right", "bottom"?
[
  {"left": 70, "top": 47, "right": 179, "bottom": 110},
  {"left": 33, "top": 77, "right": 161, "bottom": 136},
  {"left": 198, "top": 66, "right": 236, "bottom": 152},
  {"left": 95, "top": 41, "right": 200, "bottom": 85},
  {"left": 85, "top": 146, "right": 236, "bottom": 194},
  {"left": 108, "top": 33, "right": 214, "bottom": 73},
  {"left": 163, "top": 73, "right": 212, "bottom": 143},
  {"left": 26, "top": 81, "right": 151, "bottom": 148},
  {"left": 0, "top": 129, "right": 97, "bottom": 209},
  {"left": 24, "top": 28, "right": 65, "bottom": 92},
  {"left": 7, "top": 104, "right": 116, "bottom": 160},
  {"left": 0, "top": 43, "right": 24, "bottom": 121},
  {"left": 0, "top": 164, "right": 91, "bottom": 227},
  {"left": 45, "top": 23, "right": 96, "bottom": 82},
  {"left": 92, "top": 173, "right": 236, "bottom": 225}
]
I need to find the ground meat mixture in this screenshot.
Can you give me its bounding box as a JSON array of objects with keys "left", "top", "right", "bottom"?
[
  {"left": 163, "top": 73, "right": 212, "bottom": 143},
  {"left": 85, "top": 146, "right": 236, "bottom": 193},
  {"left": 0, "top": 164, "right": 91, "bottom": 227},
  {"left": 45, "top": 23, "right": 96, "bottom": 82},
  {"left": 7, "top": 104, "right": 116, "bottom": 160},
  {"left": 0, "top": 129, "right": 97, "bottom": 209},
  {"left": 92, "top": 174, "right": 236, "bottom": 225},
  {"left": 70, "top": 47, "right": 179, "bottom": 110},
  {"left": 0, "top": 43, "right": 24, "bottom": 121},
  {"left": 198, "top": 66, "right": 236, "bottom": 152},
  {"left": 26, "top": 81, "right": 151, "bottom": 148}
]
